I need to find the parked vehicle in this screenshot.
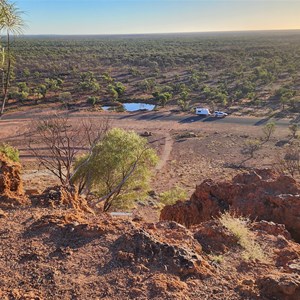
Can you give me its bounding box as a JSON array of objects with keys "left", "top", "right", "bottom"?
[
  {"left": 213, "top": 111, "right": 228, "bottom": 118},
  {"left": 195, "top": 107, "right": 211, "bottom": 116}
]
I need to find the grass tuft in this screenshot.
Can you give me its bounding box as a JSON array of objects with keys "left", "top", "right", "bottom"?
[
  {"left": 159, "top": 186, "right": 188, "bottom": 207},
  {"left": 219, "top": 211, "right": 267, "bottom": 262},
  {"left": 0, "top": 143, "right": 20, "bottom": 162}
]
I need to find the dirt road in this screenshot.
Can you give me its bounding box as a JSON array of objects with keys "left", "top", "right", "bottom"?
[{"left": 1, "top": 107, "right": 297, "bottom": 128}]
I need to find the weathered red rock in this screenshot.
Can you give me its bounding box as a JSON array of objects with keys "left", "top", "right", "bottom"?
[
  {"left": 193, "top": 220, "right": 239, "bottom": 254},
  {"left": 112, "top": 221, "right": 212, "bottom": 277},
  {"left": 35, "top": 185, "right": 93, "bottom": 213},
  {"left": 160, "top": 169, "right": 300, "bottom": 241},
  {"left": 257, "top": 273, "right": 300, "bottom": 300},
  {"left": 0, "top": 153, "right": 28, "bottom": 208}
]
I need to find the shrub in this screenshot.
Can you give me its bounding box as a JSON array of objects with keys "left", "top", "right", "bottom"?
[
  {"left": 79, "top": 72, "right": 100, "bottom": 92},
  {"left": 241, "top": 139, "right": 261, "bottom": 158},
  {"left": 159, "top": 186, "right": 188, "bottom": 207},
  {"left": 276, "top": 144, "right": 300, "bottom": 177},
  {"left": 219, "top": 212, "right": 266, "bottom": 261},
  {"left": 72, "top": 128, "right": 158, "bottom": 211},
  {"left": 59, "top": 92, "right": 72, "bottom": 103},
  {"left": 87, "top": 96, "right": 99, "bottom": 106},
  {"left": 0, "top": 143, "right": 20, "bottom": 162},
  {"left": 262, "top": 122, "right": 276, "bottom": 142},
  {"left": 177, "top": 99, "right": 191, "bottom": 112}
]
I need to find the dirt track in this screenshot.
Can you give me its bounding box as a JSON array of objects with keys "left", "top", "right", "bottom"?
[
  {"left": 155, "top": 132, "right": 173, "bottom": 172},
  {"left": 0, "top": 107, "right": 292, "bottom": 138}
]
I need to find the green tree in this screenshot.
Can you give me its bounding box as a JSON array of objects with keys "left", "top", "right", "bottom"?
[
  {"left": 45, "top": 78, "right": 60, "bottom": 95},
  {"left": 23, "top": 67, "right": 30, "bottom": 79},
  {"left": 276, "top": 86, "right": 296, "bottom": 111},
  {"left": 114, "top": 82, "right": 126, "bottom": 97},
  {"left": 177, "top": 90, "right": 190, "bottom": 111},
  {"left": 32, "top": 88, "right": 42, "bottom": 105},
  {"left": 18, "top": 82, "right": 29, "bottom": 93},
  {"left": 15, "top": 90, "right": 28, "bottom": 103},
  {"left": 102, "top": 72, "right": 114, "bottom": 83},
  {"left": 154, "top": 92, "right": 172, "bottom": 107},
  {"left": 87, "top": 96, "right": 99, "bottom": 106},
  {"left": 280, "top": 96, "right": 288, "bottom": 111},
  {"left": 180, "top": 90, "right": 189, "bottom": 102},
  {"left": 262, "top": 122, "right": 276, "bottom": 142},
  {"left": 38, "top": 84, "right": 47, "bottom": 99},
  {"left": 0, "top": 0, "right": 25, "bottom": 116},
  {"left": 72, "top": 128, "right": 158, "bottom": 211},
  {"left": 79, "top": 71, "right": 100, "bottom": 92},
  {"left": 108, "top": 84, "right": 119, "bottom": 101}
]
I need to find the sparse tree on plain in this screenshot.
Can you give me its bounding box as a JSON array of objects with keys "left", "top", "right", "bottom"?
[
  {"left": 276, "top": 144, "right": 300, "bottom": 177},
  {"left": 262, "top": 122, "right": 276, "bottom": 142}
]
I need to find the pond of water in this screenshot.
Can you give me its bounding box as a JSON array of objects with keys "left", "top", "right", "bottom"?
[{"left": 102, "top": 103, "right": 155, "bottom": 112}]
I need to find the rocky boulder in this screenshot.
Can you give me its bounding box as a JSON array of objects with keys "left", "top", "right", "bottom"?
[
  {"left": 160, "top": 169, "right": 300, "bottom": 241},
  {"left": 193, "top": 220, "right": 239, "bottom": 254},
  {"left": 34, "top": 185, "right": 93, "bottom": 213},
  {"left": 112, "top": 225, "right": 211, "bottom": 277},
  {"left": 0, "top": 153, "right": 28, "bottom": 208},
  {"left": 257, "top": 274, "right": 300, "bottom": 300}
]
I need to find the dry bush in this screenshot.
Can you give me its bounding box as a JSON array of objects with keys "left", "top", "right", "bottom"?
[
  {"left": 27, "top": 114, "right": 110, "bottom": 188},
  {"left": 289, "top": 124, "right": 298, "bottom": 139},
  {"left": 276, "top": 143, "right": 300, "bottom": 177},
  {"left": 241, "top": 139, "right": 261, "bottom": 159},
  {"left": 219, "top": 211, "right": 266, "bottom": 262}
]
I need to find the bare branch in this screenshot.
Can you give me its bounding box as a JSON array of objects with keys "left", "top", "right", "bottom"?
[{"left": 27, "top": 114, "right": 110, "bottom": 188}]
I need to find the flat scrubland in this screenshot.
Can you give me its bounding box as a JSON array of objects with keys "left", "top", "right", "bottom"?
[{"left": 5, "top": 31, "right": 300, "bottom": 117}]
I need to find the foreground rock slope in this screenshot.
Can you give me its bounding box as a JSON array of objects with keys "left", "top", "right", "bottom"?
[
  {"left": 1, "top": 207, "right": 300, "bottom": 299},
  {"left": 1, "top": 157, "right": 300, "bottom": 299}
]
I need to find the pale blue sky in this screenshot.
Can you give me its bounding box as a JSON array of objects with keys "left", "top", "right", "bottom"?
[{"left": 18, "top": 0, "right": 300, "bottom": 35}]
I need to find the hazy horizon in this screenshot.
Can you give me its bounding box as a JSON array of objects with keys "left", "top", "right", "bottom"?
[
  {"left": 18, "top": 0, "right": 300, "bottom": 35},
  {"left": 17, "top": 29, "right": 300, "bottom": 37}
]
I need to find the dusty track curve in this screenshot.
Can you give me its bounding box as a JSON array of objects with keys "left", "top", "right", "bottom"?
[{"left": 155, "top": 132, "right": 173, "bottom": 172}]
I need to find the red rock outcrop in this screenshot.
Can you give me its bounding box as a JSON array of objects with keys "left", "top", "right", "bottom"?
[
  {"left": 0, "top": 153, "right": 28, "bottom": 208},
  {"left": 160, "top": 169, "right": 300, "bottom": 241},
  {"left": 113, "top": 224, "right": 212, "bottom": 278},
  {"left": 34, "top": 185, "right": 94, "bottom": 213},
  {"left": 257, "top": 273, "right": 300, "bottom": 300},
  {"left": 193, "top": 220, "right": 239, "bottom": 254}
]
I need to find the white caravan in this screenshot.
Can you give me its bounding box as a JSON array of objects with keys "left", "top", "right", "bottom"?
[{"left": 195, "top": 107, "right": 211, "bottom": 116}]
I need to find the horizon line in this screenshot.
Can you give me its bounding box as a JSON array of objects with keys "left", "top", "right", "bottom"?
[{"left": 21, "top": 28, "right": 300, "bottom": 36}]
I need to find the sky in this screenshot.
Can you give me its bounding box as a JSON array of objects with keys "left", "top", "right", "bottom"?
[{"left": 17, "top": 0, "right": 300, "bottom": 35}]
